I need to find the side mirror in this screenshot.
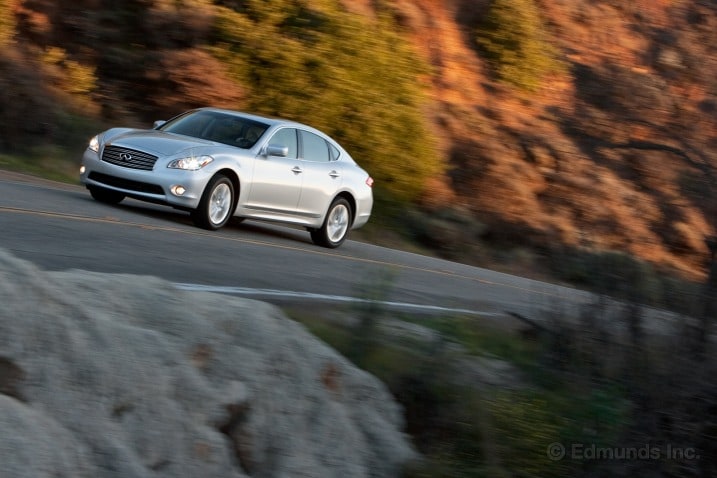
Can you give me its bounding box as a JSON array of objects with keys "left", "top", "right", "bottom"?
[
  {"left": 153, "top": 120, "right": 166, "bottom": 129},
  {"left": 266, "top": 144, "right": 289, "bottom": 157}
]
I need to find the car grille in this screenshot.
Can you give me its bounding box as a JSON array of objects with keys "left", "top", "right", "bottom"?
[
  {"left": 101, "top": 146, "right": 158, "bottom": 170},
  {"left": 88, "top": 172, "right": 164, "bottom": 195}
]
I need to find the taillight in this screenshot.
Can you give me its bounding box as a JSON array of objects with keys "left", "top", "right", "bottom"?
[{"left": 366, "top": 176, "right": 374, "bottom": 187}]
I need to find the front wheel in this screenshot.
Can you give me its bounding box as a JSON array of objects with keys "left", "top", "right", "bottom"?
[
  {"left": 310, "top": 198, "right": 352, "bottom": 248},
  {"left": 192, "top": 175, "right": 235, "bottom": 230}
]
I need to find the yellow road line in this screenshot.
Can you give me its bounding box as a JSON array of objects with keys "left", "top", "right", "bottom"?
[{"left": 0, "top": 205, "right": 560, "bottom": 297}]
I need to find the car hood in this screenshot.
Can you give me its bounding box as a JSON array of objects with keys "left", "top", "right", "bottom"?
[{"left": 105, "top": 130, "right": 214, "bottom": 157}]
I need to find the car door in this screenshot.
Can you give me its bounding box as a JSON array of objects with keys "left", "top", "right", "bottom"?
[
  {"left": 245, "top": 127, "right": 303, "bottom": 216},
  {"left": 295, "top": 130, "right": 343, "bottom": 219}
]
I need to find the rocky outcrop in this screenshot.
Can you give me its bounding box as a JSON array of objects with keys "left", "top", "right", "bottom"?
[{"left": 0, "top": 249, "right": 416, "bottom": 477}]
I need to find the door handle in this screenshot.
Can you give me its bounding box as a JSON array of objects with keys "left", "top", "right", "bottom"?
[
  {"left": 329, "top": 170, "right": 340, "bottom": 178},
  {"left": 291, "top": 166, "right": 303, "bottom": 174}
]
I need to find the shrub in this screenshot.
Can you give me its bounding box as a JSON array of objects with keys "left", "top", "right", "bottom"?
[
  {"left": 211, "top": 1, "right": 443, "bottom": 202},
  {"left": 476, "top": 0, "right": 563, "bottom": 91},
  {"left": 41, "top": 47, "right": 96, "bottom": 96},
  {"left": 0, "top": 0, "right": 17, "bottom": 46},
  {"left": 0, "top": 52, "right": 58, "bottom": 152}
]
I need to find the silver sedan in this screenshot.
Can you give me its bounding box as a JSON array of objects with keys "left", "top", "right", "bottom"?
[{"left": 80, "top": 108, "right": 374, "bottom": 248}]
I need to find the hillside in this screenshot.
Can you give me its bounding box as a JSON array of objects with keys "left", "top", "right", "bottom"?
[
  {"left": 1, "top": 0, "right": 716, "bottom": 279},
  {"left": 382, "top": 0, "right": 717, "bottom": 279}
]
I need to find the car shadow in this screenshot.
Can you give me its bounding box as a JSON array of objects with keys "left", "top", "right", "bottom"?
[{"left": 83, "top": 195, "right": 316, "bottom": 246}]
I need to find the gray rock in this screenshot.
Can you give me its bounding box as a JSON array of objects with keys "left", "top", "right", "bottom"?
[
  {"left": 0, "top": 395, "right": 94, "bottom": 477},
  {"left": 0, "top": 249, "right": 416, "bottom": 477}
]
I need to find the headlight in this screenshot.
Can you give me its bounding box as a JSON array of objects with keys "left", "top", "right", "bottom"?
[
  {"left": 167, "top": 155, "right": 214, "bottom": 171},
  {"left": 88, "top": 135, "right": 99, "bottom": 153}
]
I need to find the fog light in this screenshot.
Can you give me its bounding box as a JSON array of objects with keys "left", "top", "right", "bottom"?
[
  {"left": 171, "top": 185, "right": 186, "bottom": 196},
  {"left": 79, "top": 165, "right": 86, "bottom": 174}
]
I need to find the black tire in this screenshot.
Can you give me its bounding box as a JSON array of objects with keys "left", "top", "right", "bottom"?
[
  {"left": 89, "top": 187, "right": 125, "bottom": 205},
  {"left": 310, "top": 198, "right": 352, "bottom": 248},
  {"left": 192, "top": 175, "right": 235, "bottom": 230}
]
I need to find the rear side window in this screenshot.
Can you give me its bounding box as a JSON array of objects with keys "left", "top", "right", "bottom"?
[
  {"left": 328, "top": 142, "right": 340, "bottom": 161},
  {"left": 299, "top": 130, "right": 330, "bottom": 162}
]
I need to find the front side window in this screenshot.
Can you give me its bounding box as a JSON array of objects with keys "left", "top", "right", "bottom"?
[
  {"left": 268, "top": 128, "right": 298, "bottom": 159},
  {"left": 299, "top": 130, "right": 330, "bottom": 162}
]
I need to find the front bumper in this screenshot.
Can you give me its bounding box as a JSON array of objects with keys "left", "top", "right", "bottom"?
[{"left": 80, "top": 148, "right": 211, "bottom": 210}]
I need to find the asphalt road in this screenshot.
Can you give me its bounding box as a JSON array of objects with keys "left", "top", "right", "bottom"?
[{"left": 0, "top": 169, "right": 596, "bottom": 322}]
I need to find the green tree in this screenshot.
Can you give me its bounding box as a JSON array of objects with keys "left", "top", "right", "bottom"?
[
  {"left": 477, "top": 0, "right": 563, "bottom": 91},
  {"left": 212, "top": 0, "right": 443, "bottom": 202}
]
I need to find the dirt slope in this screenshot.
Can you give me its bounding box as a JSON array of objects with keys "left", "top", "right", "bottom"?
[
  {"left": 383, "top": 0, "right": 717, "bottom": 278},
  {"left": 5, "top": 0, "right": 717, "bottom": 278}
]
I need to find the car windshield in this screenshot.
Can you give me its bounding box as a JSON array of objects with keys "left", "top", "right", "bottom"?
[{"left": 158, "top": 110, "right": 269, "bottom": 149}]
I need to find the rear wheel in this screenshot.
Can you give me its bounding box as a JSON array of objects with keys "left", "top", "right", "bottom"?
[
  {"left": 310, "top": 197, "right": 352, "bottom": 248},
  {"left": 192, "top": 175, "right": 235, "bottom": 230},
  {"left": 89, "top": 187, "right": 125, "bottom": 205}
]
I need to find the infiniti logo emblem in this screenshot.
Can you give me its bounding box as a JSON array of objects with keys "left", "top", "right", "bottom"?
[{"left": 119, "top": 152, "right": 133, "bottom": 161}]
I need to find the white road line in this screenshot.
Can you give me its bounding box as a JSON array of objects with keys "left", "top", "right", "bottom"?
[{"left": 172, "top": 282, "right": 502, "bottom": 317}]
